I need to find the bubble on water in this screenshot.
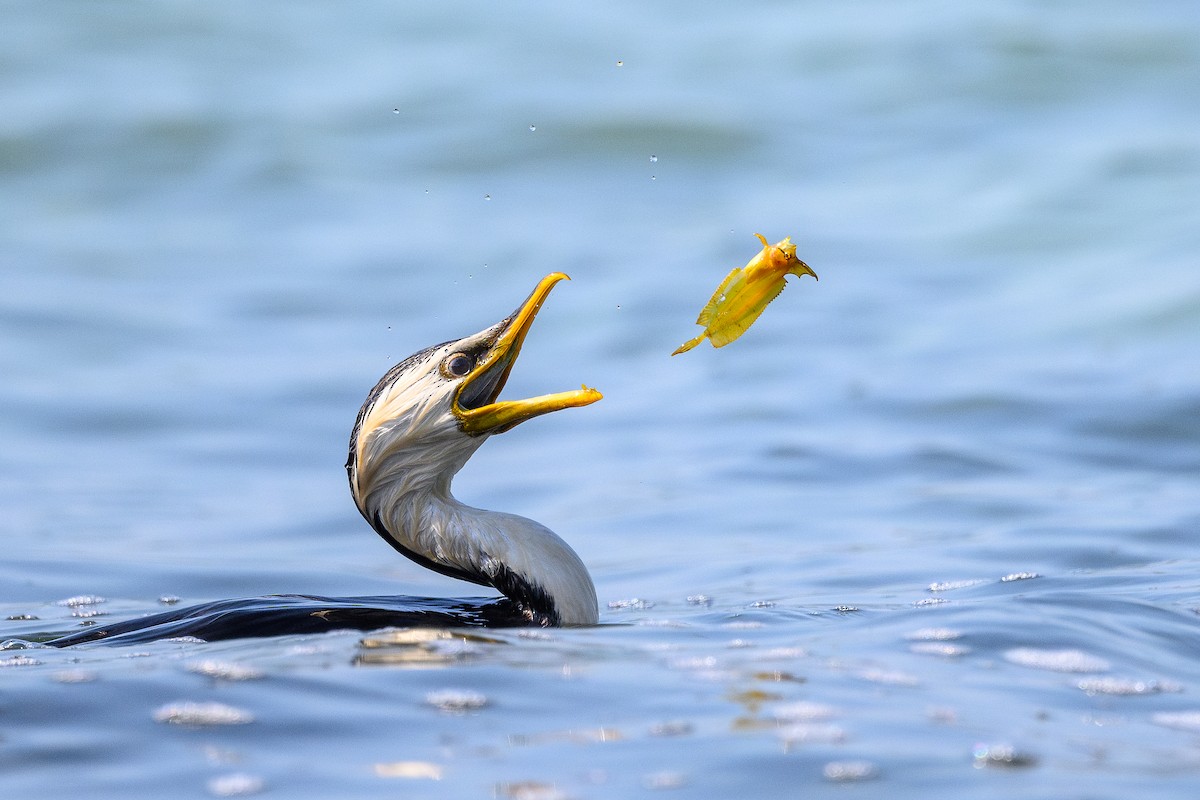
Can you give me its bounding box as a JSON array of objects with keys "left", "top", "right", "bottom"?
[
  {"left": 1, "top": 639, "right": 40, "bottom": 650},
  {"left": 927, "top": 579, "right": 986, "bottom": 593},
  {"left": 1004, "top": 647, "right": 1110, "bottom": 673},
  {"left": 649, "top": 155, "right": 658, "bottom": 163},
  {"left": 0, "top": 655, "right": 41, "bottom": 667},
  {"left": 823, "top": 760, "right": 879, "bottom": 782},
  {"left": 483, "top": 194, "right": 491, "bottom": 201},
  {"left": 686, "top": 594, "right": 711, "bottom": 606},
  {"left": 1077, "top": 677, "right": 1182, "bottom": 696},
  {"left": 54, "top": 668, "right": 98, "bottom": 683},
  {"left": 186, "top": 660, "right": 264, "bottom": 681},
  {"left": 910, "top": 642, "right": 970, "bottom": 657},
  {"left": 650, "top": 175, "right": 656, "bottom": 181},
  {"left": 57, "top": 595, "right": 106, "bottom": 607},
  {"left": 906, "top": 627, "right": 963, "bottom": 641},
  {"left": 392, "top": 108, "right": 400, "bottom": 114},
  {"left": 608, "top": 598, "right": 655, "bottom": 611},
  {"left": 615, "top": 60, "right": 624, "bottom": 67},
  {"left": 529, "top": 124, "right": 536, "bottom": 132},
  {"left": 7, "top": 614, "right": 37, "bottom": 621},
  {"left": 425, "top": 688, "right": 488, "bottom": 713},
  {"left": 153, "top": 701, "right": 255, "bottom": 726},
  {"left": 207, "top": 773, "right": 266, "bottom": 797},
  {"left": 972, "top": 743, "right": 1038, "bottom": 769},
  {"left": 71, "top": 607, "right": 107, "bottom": 618},
  {"left": 158, "top": 595, "right": 181, "bottom": 605},
  {"left": 1000, "top": 571, "right": 1039, "bottom": 582}
]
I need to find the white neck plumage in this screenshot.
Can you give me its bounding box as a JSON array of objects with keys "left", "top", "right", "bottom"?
[{"left": 347, "top": 368, "right": 599, "bottom": 626}]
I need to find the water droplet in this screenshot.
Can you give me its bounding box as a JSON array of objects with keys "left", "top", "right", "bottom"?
[
  {"left": 649, "top": 155, "right": 658, "bottom": 163},
  {"left": 528, "top": 124, "right": 536, "bottom": 132},
  {"left": 650, "top": 175, "right": 656, "bottom": 181},
  {"left": 392, "top": 108, "right": 400, "bottom": 114},
  {"left": 615, "top": 60, "right": 624, "bottom": 67},
  {"left": 483, "top": 194, "right": 491, "bottom": 201}
]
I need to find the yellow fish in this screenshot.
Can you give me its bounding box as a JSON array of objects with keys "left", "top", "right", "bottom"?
[{"left": 672, "top": 233, "right": 817, "bottom": 355}]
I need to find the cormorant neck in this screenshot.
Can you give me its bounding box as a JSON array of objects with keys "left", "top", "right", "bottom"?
[{"left": 361, "top": 481, "right": 598, "bottom": 627}]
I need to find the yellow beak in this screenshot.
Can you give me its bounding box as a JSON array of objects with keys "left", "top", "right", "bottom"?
[{"left": 455, "top": 273, "right": 602, "bottom": 435}]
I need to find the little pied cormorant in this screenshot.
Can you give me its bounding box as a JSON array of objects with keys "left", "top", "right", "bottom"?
[{"left": 49, "top": 274, "right": 601, "bottom": 645}]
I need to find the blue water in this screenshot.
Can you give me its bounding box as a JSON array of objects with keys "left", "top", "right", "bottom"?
[{"left": 4, "top": 1, "right": 1200, "bottom": 797}]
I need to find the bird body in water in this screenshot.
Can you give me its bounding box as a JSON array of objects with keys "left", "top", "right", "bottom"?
[{"left": 50, "top": 274, "right": 601, "bottom": 646}]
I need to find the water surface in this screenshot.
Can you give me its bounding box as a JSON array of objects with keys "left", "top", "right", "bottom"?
[{"left": 3, "top": 1, "right": 1200, "bottom": 797}]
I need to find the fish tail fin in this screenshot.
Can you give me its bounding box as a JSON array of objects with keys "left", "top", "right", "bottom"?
[{"left": 671, "top": 334, "right": 707, "bottom": 356}]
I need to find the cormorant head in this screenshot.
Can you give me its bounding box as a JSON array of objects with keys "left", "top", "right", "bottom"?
[{"left": 347, "top": 273, "right": 601, "bottom": 504}]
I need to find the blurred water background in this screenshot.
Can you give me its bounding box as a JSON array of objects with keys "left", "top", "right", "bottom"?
[{"left": 3, "top": 1, "right": 1200, "bottom": 797}]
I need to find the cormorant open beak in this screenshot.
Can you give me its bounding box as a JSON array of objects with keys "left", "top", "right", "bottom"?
[{"left": 454, "top": 273, "right": 602, "bottom": 435}]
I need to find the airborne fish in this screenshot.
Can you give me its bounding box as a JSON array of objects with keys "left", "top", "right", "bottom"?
[{"left": 672, "top": 234, "right": 817, "bottom": 355}]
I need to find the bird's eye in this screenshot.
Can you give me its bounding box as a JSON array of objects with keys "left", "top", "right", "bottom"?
[{"left": 442, "top": 353, "right": 475, "bottom": 379}]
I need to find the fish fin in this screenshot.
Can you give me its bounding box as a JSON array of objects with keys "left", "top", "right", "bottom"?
[
  {"left": 696, "top": 268, "right": 744, "bottom": 327},
  {"left": 787, "top": 260, "right": 818, "bottom": 281},
  {"left": 706, "top": 280, "right": 787, "bottom": 348},
  {"left": 671, "top": 334, "right": 707, "bottom": 356}
]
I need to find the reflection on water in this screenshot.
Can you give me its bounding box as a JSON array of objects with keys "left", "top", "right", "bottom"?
[{"left": 356, "top": 628, "right": 503, "bottom": 667}]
